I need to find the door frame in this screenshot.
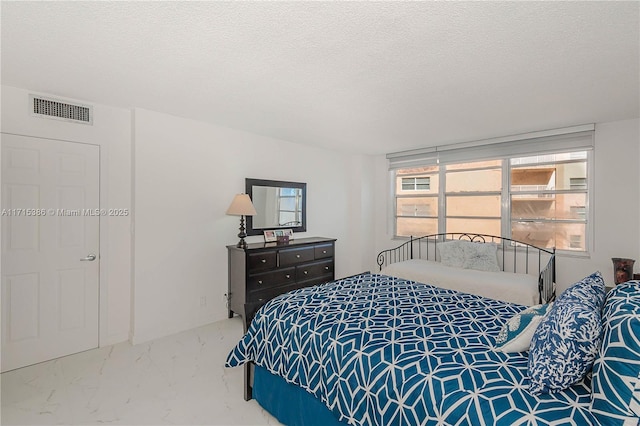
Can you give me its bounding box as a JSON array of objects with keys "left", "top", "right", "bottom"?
[{"left": 0, "top": 132, "right": 113, "bottom": 348}]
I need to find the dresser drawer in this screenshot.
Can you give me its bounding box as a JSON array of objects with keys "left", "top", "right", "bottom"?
[
  {"left": 279, "top": 247, "right": 315, "bottom": 266},
  {"left": 250, "top": 282, "right": 299, "bottom": 304},
  {"left": 296, "top": 259, "right": 334, "bottom": 281},
  {"left": 314, "top": 244, "right": 334, "bottom": 259},
  {"left": 247, "top": 251, "right": 277, "bottom": 271},
  {"left": 247, "top": 267, "right": 295, "bottom": 292}
]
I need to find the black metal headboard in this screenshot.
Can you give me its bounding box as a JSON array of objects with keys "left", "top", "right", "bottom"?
[{"left": 376, "top": 233, "right": 556, "bottom": 303}]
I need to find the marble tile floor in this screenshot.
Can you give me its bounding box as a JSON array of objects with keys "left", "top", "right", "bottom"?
[{"left": 1, "top": 317, "right": 279, "bottom": 425}]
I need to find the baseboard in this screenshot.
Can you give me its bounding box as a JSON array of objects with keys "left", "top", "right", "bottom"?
[
  {"left": 100, "top": 332, "right": 130, "bottom": 347},
  {"left": 130, "top": 313, "right": 224, "bottom": 345}
]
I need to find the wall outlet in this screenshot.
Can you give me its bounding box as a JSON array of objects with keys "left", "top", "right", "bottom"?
[{"left": 199, "top": 296, "right": 207, "bottom": 307}]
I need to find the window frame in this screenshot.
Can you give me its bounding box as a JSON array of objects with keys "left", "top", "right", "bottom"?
[
  {"left": 442, "top": 161, "right": 503, "bottom": 235},
  {"left": 507, "top": 153, "right": 591, "bottom": 253},
  {"left": 395, "top": 170, "right": 439, "bottom": 236},
  {"left": 391, "top": 150, "right": 593, "bottom": 255}
]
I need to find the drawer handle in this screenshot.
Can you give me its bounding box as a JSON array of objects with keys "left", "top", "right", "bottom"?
[
  {"left": 285, "top": 274, "right": 291, "bottom": 279},
  {"left": 325, "top": 266, "right": 329, "bottom": 270},
  {"left": 303, "top": 270, "right": 308, "bottom": 275},
  {"left": 261, "top": 259, "right": 267, "bottom": 263},
  {"left": 322, "top": 250, "right": 327, "bottom": 254},
  {"left": 296, "top": 254, "right": 301, "bottom": 259},
  {"left": 258, "top": 280, "right": 263, "bottom": 285}
]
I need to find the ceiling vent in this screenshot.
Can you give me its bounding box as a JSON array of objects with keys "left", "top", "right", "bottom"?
[{"left": 29, "top": 95, "right": 93, "bottom": 125}]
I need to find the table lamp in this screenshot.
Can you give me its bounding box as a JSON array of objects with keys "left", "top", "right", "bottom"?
[{"left": 226, "top": 193, "right": 257, "bottom": 249}]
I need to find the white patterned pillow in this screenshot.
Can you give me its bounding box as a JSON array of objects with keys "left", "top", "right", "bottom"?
[
  {"left": 437, "top": 240, "right": 468, "bottom": 268},
  {"left": 461, "top": 242, "right": 500, "bottom": 272},
  {"left": 591, "top": 280, "right": 640, "bottom": 424},
  {"left": 528, "top": 272, "right": 605, "bottom": 395},
  {"left": 494, "top": 304, "right": 553, "bottom": 353}
]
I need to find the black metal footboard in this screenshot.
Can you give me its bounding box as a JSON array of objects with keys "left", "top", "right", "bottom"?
[{"left": 376, "top": 233, "right": 556, "bottom": 303}]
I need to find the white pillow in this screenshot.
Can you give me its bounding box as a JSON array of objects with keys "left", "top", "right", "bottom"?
[
  {"left": 462, "top": 242, "right": 500, "bottom": 272},
  {"left": 494, "top": 304, "right": 553, "bottom": 353},
  {"left": 437, "top": 240, "right": 469, "bottom": 268}
]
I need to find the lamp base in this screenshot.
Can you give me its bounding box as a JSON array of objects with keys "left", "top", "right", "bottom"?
[{"left": 237, "top": 215, "right": 248, "bottom": 249}]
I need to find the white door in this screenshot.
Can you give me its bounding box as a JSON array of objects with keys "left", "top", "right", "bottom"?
[{"left": 1, "top": 134, "right": 100, "bottom": 372}]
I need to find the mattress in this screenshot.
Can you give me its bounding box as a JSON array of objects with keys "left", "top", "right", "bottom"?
[{"left": 381, "top": 258, "right": 539, "bottom": 306}]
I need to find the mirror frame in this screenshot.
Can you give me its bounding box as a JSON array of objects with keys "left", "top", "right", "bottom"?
[{"left": 245, "top": 178, "right": 307, "bottom": 236}]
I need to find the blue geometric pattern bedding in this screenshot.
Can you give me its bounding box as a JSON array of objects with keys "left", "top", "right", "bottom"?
[{"left": 226, "top": 273, "right": 597, "bottom": 425}]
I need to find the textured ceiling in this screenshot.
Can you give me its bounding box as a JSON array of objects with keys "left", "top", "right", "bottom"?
[{"left": 2, "top": 1, "right": 639, "bottom": 155}]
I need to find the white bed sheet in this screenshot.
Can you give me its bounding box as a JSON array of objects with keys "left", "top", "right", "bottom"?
[{"left": 381, "top": 259, "right": 539, "bottom": 306}]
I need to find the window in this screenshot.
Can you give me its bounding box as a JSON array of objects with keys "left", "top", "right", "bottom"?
[
  {"left": 510, "top": 152, "right": 588, "bottom": 251},
  {"left": 396, "top": 167, "right": 439, "bottom": 236},
  {"left": 445, "top": 160, "right": 502, "bottom": 235},
  {"left": 277, "top": 187, "right": 302, "bottom": 226},
  {"left": 570, "top": 206, "right": 586, "bottom": 219},
  {"left": 569, "top": 235, "right": 583, "bottom": 249},
  {"left": 392, "top": 147, "right": 592, "bottom": 252},
  {"left": 402, "top": 177, "right": 430, "bottom": 191},
  {"left": 569, "top": 177, "right": 587, "bottom": 189}
]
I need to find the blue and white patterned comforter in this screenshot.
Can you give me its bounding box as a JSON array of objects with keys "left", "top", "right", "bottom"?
[{"left": 226, "top": 273, "right": 597, "bottom": 425}]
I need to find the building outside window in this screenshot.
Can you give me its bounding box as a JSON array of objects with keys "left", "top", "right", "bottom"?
[
  {"left": 569, "top": 234, "right": 583, "bottom": 249},
  {"left": 393, "top": 150, "right": 590, "bottom": 252},
  {"left": 401, "top": 177, "right": 431, "bottom": 191},
  {"left": 569, "top": 177, "right": 587, "bottom": 189},
  {"left": 445, "top": 160, "right": 502, "bottom": 236},
  {"left": 396, "top": 167, "right": 439, "bottom": 236},
  {"left": 510, "top": 152, "right": 588, "bottom": 250}
]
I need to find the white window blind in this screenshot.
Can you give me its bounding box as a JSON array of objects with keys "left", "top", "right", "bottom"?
[{"left": 387, "top": 124, "right": 595, "bottom": 169}]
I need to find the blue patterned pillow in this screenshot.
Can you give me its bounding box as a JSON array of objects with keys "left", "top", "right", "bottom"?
[
  {"left": 591, "top": 280, "right": 640, "bottom": 424},
  {"left": 494, "top": 303, "right": 553, "bottom": 353},
  {"left": 528, "top": 272, "right": 605, "bottom": 395}
]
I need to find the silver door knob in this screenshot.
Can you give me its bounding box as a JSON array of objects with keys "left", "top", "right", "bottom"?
[{"left": 80, "top": 254, "right": 97, "bottom": 261}]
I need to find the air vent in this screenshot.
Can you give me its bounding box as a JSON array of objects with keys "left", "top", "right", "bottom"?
[{"left": 30, "top": 95, "right": 93, "bottom": 125}]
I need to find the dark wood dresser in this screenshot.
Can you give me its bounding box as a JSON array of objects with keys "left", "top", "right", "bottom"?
[{"left": 227, "top": 236, "right": 336, "bottom": 331}]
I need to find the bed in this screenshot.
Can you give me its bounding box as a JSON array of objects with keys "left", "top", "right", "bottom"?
[
  {"left": 226, "top": 238, "right": 640, "bottom": 425},
  {"left": 376, "top": 233, "right": 556, "bottom": 305}
]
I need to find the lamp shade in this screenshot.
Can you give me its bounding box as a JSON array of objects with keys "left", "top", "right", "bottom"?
[{"left": 226, "top": 193, "right": 257, "bottom": 216}]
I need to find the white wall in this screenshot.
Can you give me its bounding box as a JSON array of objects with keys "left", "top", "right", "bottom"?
[
  {"left": 562, "top": 118, "right": 640, "bottom": 288},
  {"left": 372, "top": 118, "right": 640, "bottom": 293},
  {"left": 1, "top": 85, "right": 132, "bottom": 346},
  {"left": 131, "top": 108, "right": 373, "bottom": 343},
  {"left": 1, "top": 87, "right": 377, "bottom": 347},
  {"left": 4, "top": 84, "right": 634, "bottom": 347}
]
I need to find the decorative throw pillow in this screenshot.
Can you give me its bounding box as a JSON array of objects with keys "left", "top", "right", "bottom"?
[
  {"left": 438, "top": 240, "right": 469, "bottom": 268},
  {"left": 528, "top": 272, "right": 605, "bottom": 395},
  {"left": 591, "top": 280, "right": 640, "bottom": 424},
  {"left": 461, "top": 242, "right": 500, "bottom": 272},
  {"left": 494, "top": 303, "right": 553, "bottom": 353}
]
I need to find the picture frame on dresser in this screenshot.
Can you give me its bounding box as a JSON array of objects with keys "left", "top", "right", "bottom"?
[{"left": 263, "top": 229, "right": 293, "bottom": 243}]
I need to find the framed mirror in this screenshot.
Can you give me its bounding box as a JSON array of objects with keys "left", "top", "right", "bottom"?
[{"left": 245, "top": 178, "right": 307, "bottom": 236}]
